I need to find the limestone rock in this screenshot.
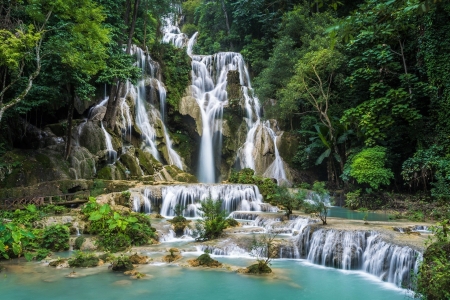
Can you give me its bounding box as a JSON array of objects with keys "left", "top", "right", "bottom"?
[
  {"left": 179, "top": 87, "right": 202, "bottom": 135},
  {"left": 89, "top": 105, "right": 106, "bottom": 121},
  {"left": 129, "top": 253, "right": 151, "bottom": 264}
]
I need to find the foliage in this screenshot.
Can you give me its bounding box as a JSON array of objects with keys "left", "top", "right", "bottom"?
[
  {"left": 304, "top": 182, "right": 330, "bottom": 225},
  {"left": 346, "top": 146, "right": 394, "bottom": 190},
  {"left": 272, "top": 186, "right": 306, "bottom": 218},
  {"left": 68, "top": 251, "right": 99, "bottom": 268},
  {"left": 345, "top": 189, "right": 361, "bottom": 210},
  {"left": 40, "top": 205, "right": 67, "bottom": 215},
  {"left": 194, "top": 198, "right": 227, "bottom": 241},
  {"left": 229, "top": 168, "right": 277, "bottom": 201},
  {"left": 82, "top": 201, "right": 156, "bottom": 252},
  {"left": 111, "top": 254, "right": 134, "bottom": 271},
  {"left": 74, "top": 236, "right": 86, "bottom": 250},
  {"left": 249, "top": 232, "right": 277, "bottom": 274},
  {"left": 41, "top": 224, "right": 69, "bottom": 252},
  {"left": 416, "top": 220, "right": 450, "bottom": 299},
  {"left": 0, "top": 221, "right": 35, "bottom": 259},
  {"left": 151, "top": 43, "right": 191, "bottom": 108}
]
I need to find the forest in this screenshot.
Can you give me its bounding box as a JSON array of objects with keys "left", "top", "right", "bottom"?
[{"left": 1, "top": 0, "right": 450, "bottom": 299}]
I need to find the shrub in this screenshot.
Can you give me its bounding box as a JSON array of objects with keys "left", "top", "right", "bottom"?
[
  {"left": 74, "top": 236, "right": 86, "bottom": 250},
  {"left": 345, "top": 189, "right": 361, "bottom": 209},
  {"left": 41, "top": 225, "right": 69, "bottom": 251},
  {"left": 348, "top": 146, "right": 394, "bottom": 190},
  {"left": 111, "top": 255, "right": 134, "bottom": 271},
  {"left": 68, "top": 251, "right": 100, "bottom": 268},
  {"left": 194, "top": 199, "right": 227, "bottom": 241}
]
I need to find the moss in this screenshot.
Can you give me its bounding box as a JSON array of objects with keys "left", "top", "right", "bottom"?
[
  {"left": 135, "top": 149, "right": 155, "bottom": 175},
  {"left": 175, "top": 173, "right": 198, "bottom": 183},
  {"left": 46, "top": 122, "right": 67, "bottom": 137},
  {"left": 119, "top": 153, "right": 142, "bottom": 177},
  {"left": 97, "top": 166, "right": 113, "bottom": 180},
  {"left": 150, "top": 43, "right": 191, "bottom": 109},
  {"left": 112, "top": 255, "right": 134, "bottom": 272},
  {"left": 68, "top": 252, "right": 100, "bottom": 268},
  {"left": 246, "top": 262, "right": 272, "bottom": 274},
  {"left": 165, "top": 165, "right": 179, "bottom": 178},
  {"left": 171, "top": 132, "right": 195, "bottom": 167},
  {"left": 74, "top": 236, "right": 86, "bottom": 250},
  {"left": 195, "top": 253, "right": 222, "bottom": 267}
]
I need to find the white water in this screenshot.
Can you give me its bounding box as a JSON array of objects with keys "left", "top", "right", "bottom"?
[
  {"left": 281, "top": 226, "right": 422, "bottom": 288},
  {"left": 133, "top": 184, "right": 273, "bottom": 217},
  {"left": 163, "top": 11, "right": 289, "bottom": 184},
  {"left": 100, "top": 121, "right": 117, "bottom": 164},
  {"left": 121, "top": 45, "right": 183, "bottom": 169}
]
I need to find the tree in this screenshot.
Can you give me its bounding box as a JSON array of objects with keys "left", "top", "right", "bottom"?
[
  {"left": 0, "top": 9, "right": 49, "bottom": 122},
  {"left": 282, "top": 48, "right": 346, "bottom": 183},
  {"left": 346, "top": 146, "right": 394, "bottom": 191},
  {"left": 247, "top": 232, "right": 278, "bottom": 274},
  {"left": 305, "top": 181, "right": 330, "bottom": 225},
  {"left": 273, "top": 186, "right": 306, "bottom": 218},
  {"left": 194, "top": 198, "right": 227, "bottom": 241}
]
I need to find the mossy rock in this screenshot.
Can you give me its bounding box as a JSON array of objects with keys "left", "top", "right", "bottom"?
[
  {"left": 97, "top": 166, "right": 113, "bottom": 180},
  {"left": 74, "top": 236, "right": 86, "bottom": 250},
  {"left": 78, "top": 121, "right": 107, "bottom": 154},
  {"left": 129, "top": 253, "right": 151, "bottom": 264},
  {"left": 119, "top": 153, "right": 142, "bottom": 177},
  {"left": 0, "top": 150, "right": 72, "bottom": 188},
  {"left": 244, "top": 262, "right": 272, "bottom": 274},
  {"left": 189, "top": 253, "right": 222, "bottom": 268},
  {"left": 135, "top": 149, "right": 156, "bottom": 175},
  {"left": 68, "top": 253, "right": 100, "bottom": 268},
  {"left": 168, "top": 216, "right": 190, "bottom": 236},
  {"left": 46, "top": 122, "right": 67, "bottom": 137},
  {"left": 112, "top": 256, "right": 134, "bottom": 271}
]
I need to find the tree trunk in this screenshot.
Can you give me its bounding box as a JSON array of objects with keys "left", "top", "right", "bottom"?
[
  {"left": 219, "top": 0, "right": 233, "bottom": 50},
  {"left": 64, "top": 84, "right": 75, "bottom": 160},
  {"left": 104, "top": 0, "right": 140, "bottom": 130}
]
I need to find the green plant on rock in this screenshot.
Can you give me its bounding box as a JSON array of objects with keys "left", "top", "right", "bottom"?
[
  {"left": 416, "top": 220, "right": 450, "bottom": 299},
  {"left": 111, "top": 254, "right": 134, "bottom": 272},
  {"left": 0, "top": 221, "right": 35, "bottom": 259},
  {"left": 272, "top": 186, "right": 306, "bottom": 218},
  {"left": 41, "top": 224, "right": 70, "bottom": 252},
  {"left": 248, "top": 232, "right": 278, "bottom": 274},
  {"left": 194, "top": 198, "right": 227, "bottom": 241},
  {"left": 74, "top": 236, "right": 86, "bottom": 250},
  {"left": 68, "top": 251, "right": 100, "bottom": 268}
]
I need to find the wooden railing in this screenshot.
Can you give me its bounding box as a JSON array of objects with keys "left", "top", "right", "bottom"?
[{"left": 0, "top": 190, "right": 90, "bottom": 210}]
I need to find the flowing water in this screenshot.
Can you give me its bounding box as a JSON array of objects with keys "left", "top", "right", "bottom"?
[
  {"left": 163, "top": 14, "right": 289, "bottom": 184},
  {"left": 120, "top": 45, "right": 183, "bottom": 169},
  {"left": 0, "top": 256, "right": 408, "bottom": 300}
]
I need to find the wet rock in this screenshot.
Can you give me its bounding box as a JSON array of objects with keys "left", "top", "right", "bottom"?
[
  {"left": 89, "top": 105, "right": 106, "bottom": 121},
  {"left": 129, "top": 253, "right": 151, "bottom": 264},
  {"left": 49, "top": 258, "right": 69, "bottom": 268},
  {"left": 188, "top": 253, "right": 222, "bottom": 268}
]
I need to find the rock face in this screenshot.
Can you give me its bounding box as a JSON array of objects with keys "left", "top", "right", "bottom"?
[{"left": 179, "top": 87, "right": 203, "bottom": 136}]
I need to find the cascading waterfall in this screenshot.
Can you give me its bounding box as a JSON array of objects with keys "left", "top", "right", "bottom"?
[
  {"left": 121, "top": 45, "right": 183, "bottom": 169},
  {"left": 162, "top": 11, "right": 289, "bottom": 184},
  {"left": 279, "top": 225, "right": 421, "bottom": 288},
  {"left": 133, "top": 184, "right": 272, "bottom": 216},
  {"left": 100, "top": 121, "right": 117, "bottom": 163}
]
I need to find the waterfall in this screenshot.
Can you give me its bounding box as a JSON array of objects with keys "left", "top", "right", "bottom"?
[
  {"left": 121, "top": 45, "right": 183, "bottom": 169},
  {"left": 163, "top": 11, "right": 289, "bottom": 185},
  {"left": 100, "top": 121, "right": 117, "bottom": 164},
  {"left": 134, "top": 184, "right": 272, "bottom": 217},
  {"left": 280, "top": 226, "right": 422, "bottom": 288}
]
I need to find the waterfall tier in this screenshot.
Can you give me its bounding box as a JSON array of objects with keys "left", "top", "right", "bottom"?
[
  {"left": 280, "top": 225, "right": 421, "bottom": 288},
  {"left": 130, "top": 184, "right": 277, "bottom": 217}
]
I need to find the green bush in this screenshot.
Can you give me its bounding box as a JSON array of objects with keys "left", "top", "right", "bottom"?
[
  {"left": 181, "top": 23, "right": 198, "bottom": 37},
  {"left": 195, "top": 199, "right": 227, "bottom": 241},
  {"left": 111, "top": 255, "right": 134, "bottom": 271},
  {"left": 347, "top": 146, "right": 394, "bottom": 190},
  {"left": 74, "top": 236, "right": 86, "bottom": 250},
  {"left": 68, "top": 251, "right": 100, "bottom": 268},
  {"left": 345, "top": 189, "right": 361, "bottom": 210},
  {"left": 41, "top": 225, "right": 69, "bottom": 251},
  {"left": 33, "top": 248, "right": 51, "bottom": 261}
]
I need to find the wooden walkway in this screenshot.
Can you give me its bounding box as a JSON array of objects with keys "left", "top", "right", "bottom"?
[{"left": 0, "top": 190, "right": 90, "bottom": 210}]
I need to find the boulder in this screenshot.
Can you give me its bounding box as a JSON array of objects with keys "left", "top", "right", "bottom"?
[{"left": 129, "top": 253, "right": 151, "bottom": 264}]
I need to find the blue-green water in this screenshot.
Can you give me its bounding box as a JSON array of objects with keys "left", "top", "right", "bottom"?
[
  {"left": 0, "top": 256, "right": 408, "bottom": 300},
  {"left": 328, "top": 207, "right": 391, "bottom": 221}
]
